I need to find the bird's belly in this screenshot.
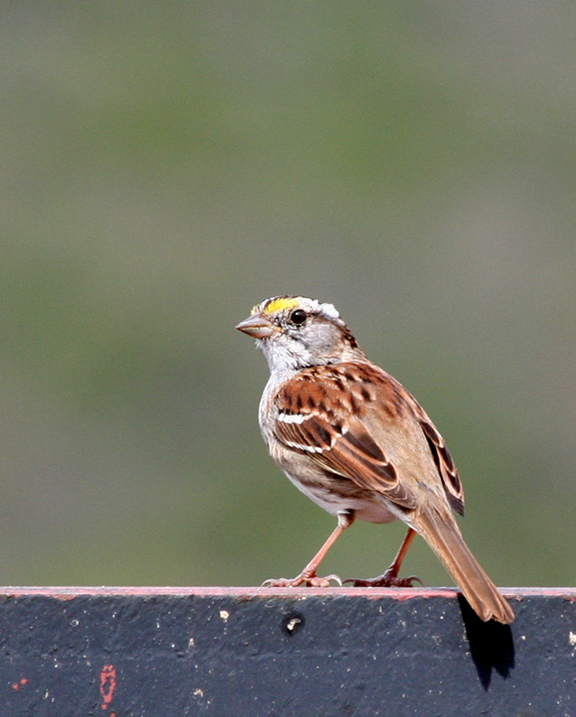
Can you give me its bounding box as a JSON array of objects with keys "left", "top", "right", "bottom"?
[{"left": 282, "top": 468, "right": 400, "bottom": 525}]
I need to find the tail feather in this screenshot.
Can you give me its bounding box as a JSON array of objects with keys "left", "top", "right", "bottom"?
[{"left": 413, "top": 508, "right": 514, "bottom": 624}]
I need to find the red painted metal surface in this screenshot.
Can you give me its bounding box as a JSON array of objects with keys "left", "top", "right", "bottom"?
[{"left": 0, "top": 584, "right": 573, "bottom": 598}]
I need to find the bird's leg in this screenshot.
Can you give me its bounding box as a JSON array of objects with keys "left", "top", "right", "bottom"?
[
  {"left": 346, "top": 527, "right": 422, "bottom": 588},
  {"left": 263, "top": 510, "right": 355, "bottom": 588}
]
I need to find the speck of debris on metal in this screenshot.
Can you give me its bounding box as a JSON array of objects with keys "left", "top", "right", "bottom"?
[
  {"left": 286, "top": 617, "right": 301, "bottom": 632},
  {"left": 282, "top": 612, "right": 305, "bottom": 636}
]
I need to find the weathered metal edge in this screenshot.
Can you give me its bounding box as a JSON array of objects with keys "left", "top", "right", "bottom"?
[{"left": 0, "top": 586, "right": 572, "bottom": 599}]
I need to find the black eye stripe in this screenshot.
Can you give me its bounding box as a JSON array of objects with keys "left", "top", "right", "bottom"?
[{"left": 290, "top": 309, "right": 307, "bottom": 325}]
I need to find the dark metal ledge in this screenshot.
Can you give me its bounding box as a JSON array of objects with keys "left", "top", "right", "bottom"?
[{"left": 0, "top": 587, "right": 573, "bottom": 716}]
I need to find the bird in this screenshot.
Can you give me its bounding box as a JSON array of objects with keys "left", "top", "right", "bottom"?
[{"left": 236, "top": 295, "right": 514, "bottom": 624}]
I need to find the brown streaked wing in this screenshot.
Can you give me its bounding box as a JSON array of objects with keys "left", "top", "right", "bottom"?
[
  {"left": 312, "top": 416, "right": 418, "bottom": 509},
  {"left": 418, "top": 414, "right": 465, "bottom": 516},
  {"left": 275, "top": 412, "right": 339, "bottom": 454},
  {"left": 273, "top": 369, "right": 418, "bottom": 510}
]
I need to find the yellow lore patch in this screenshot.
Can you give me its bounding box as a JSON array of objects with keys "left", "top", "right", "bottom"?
[{"left": 258, "top": 297, "right": 300, "bottom": 315}]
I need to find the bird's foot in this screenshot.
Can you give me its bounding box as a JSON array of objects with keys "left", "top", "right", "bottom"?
[
  {"left": 263, "top": 573, "right": 343, "bottom": 588},
  {"left": 345, "top": 568, "right": 422, "bottom": 588}
]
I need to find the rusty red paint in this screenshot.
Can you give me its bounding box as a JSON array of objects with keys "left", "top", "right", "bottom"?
[
  {"left": 0, "top": 586, "right": 573, "bottom": 601},
  {"left": 100, "top": 665, "right": 116, "bottom": 710}
]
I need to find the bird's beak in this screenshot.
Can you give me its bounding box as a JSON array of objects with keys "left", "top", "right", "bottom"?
[{"left": 236, "top": 313, "right": 277, "bottom": 339}]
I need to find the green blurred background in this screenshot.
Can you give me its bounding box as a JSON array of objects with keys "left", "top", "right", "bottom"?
[{"left": 0, "top": 1, "right": 574, "bottom": 588}]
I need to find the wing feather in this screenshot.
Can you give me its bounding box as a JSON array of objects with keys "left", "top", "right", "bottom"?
[
  {"left": 273, "top": 362, "right": 464, "bottom": 516},
  {"left": 273, "top": 364, "right": 422, "bottom": 510},
  {"left": 418, "top": 416, "right": 465, "bottom": 516}
]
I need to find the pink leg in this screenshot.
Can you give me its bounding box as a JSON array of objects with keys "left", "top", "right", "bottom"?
[
  {"left": 347, "top": 527, "right": 422, "bottom": 588},
  {"left": 263, "top": 511, "right": 355, "bottom": 588}
]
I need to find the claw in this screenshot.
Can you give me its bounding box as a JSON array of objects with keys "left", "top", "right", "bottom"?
[
  {"left": 262, "top": 573, "right": 343, "bottom": 588},
  {"left": 262, "top": 577, "right": 302, "bottom": 588},
  {"left": 307, "top": 574, "right": 342, "bottom": 588}
]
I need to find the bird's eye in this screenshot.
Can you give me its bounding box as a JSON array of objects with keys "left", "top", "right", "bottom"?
[{"left": 290, "top": 309, "right": 307, "bottom": 325}]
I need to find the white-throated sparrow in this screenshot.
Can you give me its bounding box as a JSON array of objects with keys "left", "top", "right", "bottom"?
[{"left": 236, "top": 295, "right": 514, "bottom": 624}]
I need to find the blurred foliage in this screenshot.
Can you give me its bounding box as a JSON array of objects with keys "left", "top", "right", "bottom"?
[{"left": 0, "top": 1, "right": 575, "bottom": 587}]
